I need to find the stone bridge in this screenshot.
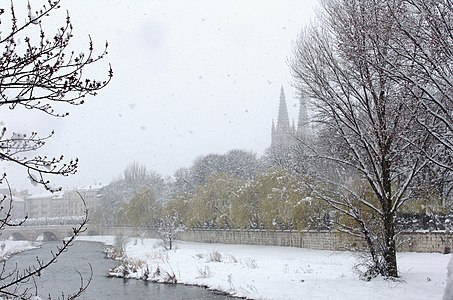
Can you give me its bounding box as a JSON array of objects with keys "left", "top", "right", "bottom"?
[
  {"left": 0, "top": 225, "right": 141, "bottom": 241},
  {"left": 0, "top": 224, "right": 102, "bottom": 241}
]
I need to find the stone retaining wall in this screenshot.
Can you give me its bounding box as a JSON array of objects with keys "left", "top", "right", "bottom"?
[
  {"left": 176, "top": 229, "right": 453, "bottom": 253},
  {"left": 399, "top": 231, "right": 453, "bottom": 253}
]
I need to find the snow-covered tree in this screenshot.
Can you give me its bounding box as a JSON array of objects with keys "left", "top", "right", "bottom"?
[
  {"left": 385, "top": 0, "right": 452, "bottom": 172},
  {"left": 157, "top": 211, "right": 184, "bottom": 250},
  {"left": 172, "top": 167, "right": 196, "bottom": 195},
  {"left": 263, "top": 142, "right": 313, "bottom": 176},
  {"left": 224, "top": 149, "right": 262, "bottom": 180},
  {"left": 232, "top": 169, "right": 323, "bottom": 230},
  {"left": 118, "top": 188, "right": 162, "bottom": 228},
  {"left": 188, "top": 173, "right": 244, "bottom": 229},
  {"left": 191, "top": 154, "right": 227, "bottom": 187},
  {"left": 162, "top": 192, "right": 192, "bottom": 229},
  {"left": 0, "top": 0, "right": 111, "bottom": 298},
  {"left": 290, "top": 0, "right": 450, "bottom": 277},
  {"left": 190, "top": 150, "right": 261, "bottom": 187},
  {"left": 93, "top": 163, "right": 168, "bottom": 226}
]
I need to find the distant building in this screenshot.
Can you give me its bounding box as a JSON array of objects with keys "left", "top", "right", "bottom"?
[
  {"left": 24, "top": 185, "right": 102, "bottom": 219},
  {"left": 271, "top": 86, "right": 310, "bottom": 147},
  {"left": 25, "top": 192, "right": 60, "bottom": 219},
  {"left": 0, "top": 188, "right": 27, "bottom": 221}
]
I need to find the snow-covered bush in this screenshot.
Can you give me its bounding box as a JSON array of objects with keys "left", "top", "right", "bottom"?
[
  {"left": 147, "top": 249, "right": 169, "bottom": 263},
  {"left": 208, "top": 251, "right": 223, "bottom": 262},
  {"left": 225, "top": 254, "right": 238, "bottom": 263},
  {"left": 108, "top": 257, "right": 147, "bottom": 278},
  {"left": 243, "top": 258, "right": 258, "bottom": 269},
  {"left": 197, "top": 266, "right": 213, "bottom": 278},
  {"left": 102, "top": 235, "right": 128, "bottom": 260},
  {"left": 114, "top": 235, "right": 127, "bottom": 257},
  {"left": 163, "top": 270, "right": 177, "bottom": 283},
  {"left": 352, "top": 252, "right": 384, "bottom": 281}
]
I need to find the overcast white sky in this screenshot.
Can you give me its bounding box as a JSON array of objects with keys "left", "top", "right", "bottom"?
[{"left": 2, "top": 0, "right": 317, "bottom": 191}]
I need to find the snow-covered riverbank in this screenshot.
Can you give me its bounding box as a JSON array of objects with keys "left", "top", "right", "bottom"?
[
  {"left": 78, "top": 236, "right": 450, "bottom": 300},
  {"left": 0, "top": 240, "right": 41, "bottom": 261}
]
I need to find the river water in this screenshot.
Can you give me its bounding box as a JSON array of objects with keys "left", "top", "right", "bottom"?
[{"left": 7, "top": 241, "right": 235, "bottom": 299}]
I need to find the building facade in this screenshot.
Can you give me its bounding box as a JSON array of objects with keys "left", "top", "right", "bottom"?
[
  {"left": 25, "top": 185, "right": 102, "bottom": 219},
  {"left": 0, "top": 188, "right": 27, "bottom": 221}
]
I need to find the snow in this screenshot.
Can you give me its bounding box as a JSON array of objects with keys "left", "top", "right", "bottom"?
[
  {"left": 0, "top": 236, "right": 450, "bottom": 299},
  {"left": 443, "top": 255, "right": 453, "bottom": 300},
  {"left": 76, "top": 235, "right": 115, "bottom": 246},
  {"left": 78, "top": 236, "right": 451, "bottom": 300},
  {"left": 0, "top": 240, "right": 41, "bottom": 260}
]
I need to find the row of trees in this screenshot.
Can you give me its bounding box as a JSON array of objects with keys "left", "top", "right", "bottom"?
[
  {"left": 96, "top": 143, "right": 450, "bottom": 233},
  {"left": 100, "top": 0, "right": 452, "bottom": 280},
  {"left": 166, "top": 170, "right": 330, "bottom": 231}
]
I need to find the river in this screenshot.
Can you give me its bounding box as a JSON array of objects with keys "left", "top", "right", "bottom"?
[{"left": 6, "top": 241, "right": 235, "bottom": 299}]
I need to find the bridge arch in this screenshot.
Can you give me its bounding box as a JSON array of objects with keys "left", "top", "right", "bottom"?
[
  {"left": 10, "top": 232, "right": 27, "bottom": 241},
  {"left": 37, "top": 231, "right": 58, "bottom": 241},
  {"left": 87, "top": 230, "right": 99, "bottom": 236}
]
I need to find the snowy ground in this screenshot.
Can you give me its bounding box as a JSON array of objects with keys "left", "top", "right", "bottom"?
[
  {"left": 78, "top": 236, "right": 450, "bottom": 300},
  {"left": 0, "top": 240, "right": 41, "bottom": 260}
]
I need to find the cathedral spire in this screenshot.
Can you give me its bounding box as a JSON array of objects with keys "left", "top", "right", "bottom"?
[
  {"left": 271, "top": 86, "right": 295, "bottom": 146},
  {"left": 277, "top": 86, "right": 290, "bottom": 129},
  {"left": 297, "top": 97, "right": 310, "bottom": 138}
]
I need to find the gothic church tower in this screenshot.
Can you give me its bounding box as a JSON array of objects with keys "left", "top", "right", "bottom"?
[
  {"left": 271, "top": 86, "right": 295, "bottom": 146},
  {"left": 271, "top": 86, "right": 310, "bottom": 147},
  {"left": 297, "top": 94, "right": 310, "bottom": 140}
]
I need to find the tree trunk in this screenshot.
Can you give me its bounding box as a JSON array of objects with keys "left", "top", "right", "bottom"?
[
  {"left": 382, "top": 157, "right": 398, "bottom": 277},
  {"left": 383, "top": 212, "right": 398, "bottom": 277}
]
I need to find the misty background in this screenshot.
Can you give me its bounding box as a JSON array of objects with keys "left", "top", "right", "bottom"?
[{"left": 1, "top": 0, "right": 317, "bottom": 191}]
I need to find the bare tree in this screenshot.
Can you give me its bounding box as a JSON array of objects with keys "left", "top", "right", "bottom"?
[
  {"left": 384, "top": 0, "right": 452, "bottom": 171},
  {"left": 0, "top": 0, "right": 111, "bottom": 298},
  {"left": 0, "top": 0, "right": 112, "bottom": 192},
  {"left": 384, "top": 0, "right": 453, "bottom": 205},
  {"left": 158, "top": 211, "right": 184, "bottom": 250},
  {"left": 289, "top": 0, "right": 446, "bottom": 278},
  {"left": 93, "top": 164, "right": 167, "bottom": 226}
]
